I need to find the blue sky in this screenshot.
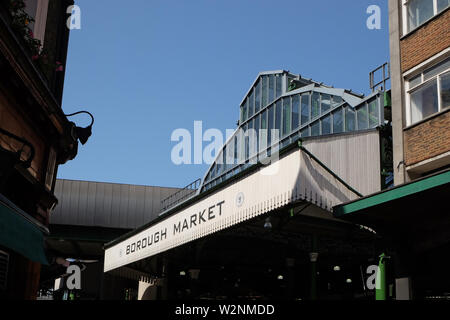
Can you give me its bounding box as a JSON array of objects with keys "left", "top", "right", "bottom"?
[{"left": 59, "top": 0, "right": 389, "bottom": 188}]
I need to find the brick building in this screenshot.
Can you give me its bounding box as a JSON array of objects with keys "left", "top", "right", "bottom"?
[
  {"left": 334, "top": 0, "right": 450, "bottom": 300},
  {"left": 0, "top": 0, "right": 89, "bottom": 299}
]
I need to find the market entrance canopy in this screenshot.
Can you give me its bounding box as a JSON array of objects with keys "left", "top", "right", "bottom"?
[
  {"left": 104, "top": 130, "right": 382, "bottom": 272},
  {"left": 333, "top": 169, "right": 450, "bottom": 253}
]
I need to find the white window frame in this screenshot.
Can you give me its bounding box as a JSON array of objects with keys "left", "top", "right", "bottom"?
[
  {"left": 24, "top": 0, "right": 49, "bottom": 46},
  {"left": 405, "top": 54, "right": 450, "bottom": 125},
  {"left": 402, "top": 0, "right": 448, "bottom": 35}
]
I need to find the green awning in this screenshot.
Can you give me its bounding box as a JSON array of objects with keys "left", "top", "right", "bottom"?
[
  {"left": 334, "top": 169, "right": 450, "bottom": 218},
  {"left": 0, "top": 195, "right": 49, "bottom": 265}
]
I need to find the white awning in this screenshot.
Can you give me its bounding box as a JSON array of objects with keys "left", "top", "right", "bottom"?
[{"left": 104, "top": 131, "right": 381, "bottom": 272}]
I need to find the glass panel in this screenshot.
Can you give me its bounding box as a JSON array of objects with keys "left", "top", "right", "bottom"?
[
  {"left": 248, "top": 90, "right": 254, "bottom": 118},
  {"left": 262, "top": 76, "right": 268, "bottom": 107},
  {"left": 345, "top": 107, "right": 356, "bottom": 132},
  {"left": 437, "top": 0, "right": 450, "bottom": 12},
  {"left": 311, "top": 121, "right": 320, "bottom": 136},
  {"left": 411, "top": 78, "right": 438, "bottom": 123},
  {"left": 282, "top": 97, "right": 291, "bottom": 136},
  {"left": 321, "top": 94, "right": 331, "bottom": 114},
  {"left": 407, "top": 0, "right": 434, "bottom": 31},
  {"left": 331, "top": 96, "right": 343, "bottom": 107},
  {"left": 269, "top": 75, "right": 275, "bottom": 103},
  {"left": 440, "top": 71, "right": 450, "bottom": 110},
  {"left": 321, "top": 115, "right": 331, "bottom": 135},
  {"left": 423, "top": 57, "right": 450, "bottom": 81},
  {"left": 245, "top": 123, "right": 250, "bottom": 160},
  {"left": 301, "top": 127, "right": 310, "bottom": 138},
  {"left": 409, "top": 74, "right": 422, "bottom": 89},
  {"left": 254, "top": 114, "right": 260, "bottom": 155},
  {"left": 268, "top": 105, "right": 274, "bottom": 146},
  {"left": 216, "top": 152, "right": 223, "bottom": 175},
  {"left": 275, "top": 101, "right": 282, "bottom": 142},
  {"left": 276, "top": 75, "right": 282, "bottom": 98},
  {"left": 311, "top": 92, "right": 320, "bottom": 119},
  {"left": 333, "top": 108, "right": 343, "bottom": 133},
  {"left": 357, "top": 105, "right": 368, "bottom": 130},
  {"left": 260, "top": 110, "right": 267, "bottom": 151},
  {"left": 368, "top": 100, "right": 379, "bottom": 127},
  {"left": 255, "top": 79, "right": 261, "bottom": 113},
  {"left": 301, "top": 94, "right": 310, "bottom": 125},
  {"left": 247, "top": 118, "right": 257, "bottom": 158},
  {"left": 210, "top": 163, "right": 216, "bottom": 179},
  {"left": 292, "top": 95, "right": 300, "bottom": 131}
]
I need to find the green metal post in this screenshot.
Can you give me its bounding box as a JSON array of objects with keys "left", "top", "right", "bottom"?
[{"left": 376, "top": 253, "right": 387, "bottom": 300}]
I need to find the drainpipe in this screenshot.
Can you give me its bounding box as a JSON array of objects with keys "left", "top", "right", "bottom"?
[{"left": 376, "top": 253, "right": 387, "bottom": 300}]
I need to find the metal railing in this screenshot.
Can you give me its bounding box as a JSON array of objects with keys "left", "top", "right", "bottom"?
[
  {"left": 160, "top": 178, "right": 201, "bottom": 212},
  {"left": 370, "top": 62, "right": 390, "bottom": 92}
]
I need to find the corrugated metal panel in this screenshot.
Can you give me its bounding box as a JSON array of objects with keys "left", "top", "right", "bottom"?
[{"left": 51, "top": 180, "right": 181, "bottom": 229}]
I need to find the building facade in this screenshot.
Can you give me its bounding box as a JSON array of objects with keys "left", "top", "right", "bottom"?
[
  {"left": 333, "top": 0, "right": 450, "bottom": 300},
  {"left": 0, "top": 0, "right": 87, "bottom": 299},
  {"left": 390, "top": 0, "right": 449, "bottom": 183}
]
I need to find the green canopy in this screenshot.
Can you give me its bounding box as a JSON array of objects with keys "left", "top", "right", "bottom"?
[{"left": 0, "top": 196, "right": 49, "bottom": 265}]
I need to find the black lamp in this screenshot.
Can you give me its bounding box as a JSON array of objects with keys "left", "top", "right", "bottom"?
[{"left": 65, "top": 111, "right": 94, "bottom": 145}]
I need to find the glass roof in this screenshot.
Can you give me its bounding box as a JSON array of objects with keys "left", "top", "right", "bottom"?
[{"left": 199, "top": 70, "right": 384, "bottom": 194}]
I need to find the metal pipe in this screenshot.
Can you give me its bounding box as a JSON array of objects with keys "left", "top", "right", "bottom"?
[{"left": 298, "top": 140, "right": 363, "bottom": 198}]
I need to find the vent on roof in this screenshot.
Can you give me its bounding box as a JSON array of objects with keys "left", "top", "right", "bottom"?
[{"left": 0, "top": 250, "right": 9, "bottom": 291}]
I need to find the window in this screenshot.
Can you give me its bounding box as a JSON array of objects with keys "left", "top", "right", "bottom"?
[
  {"left": 248, "top": 90, "right": 254, "bottom": 118},
  {"left": 24, "top": 0, "right": 49, "bottom": 44},
  {"left": 407, "top": 57, "right": 450, "bottom": 124},
  {"left": 357, "top": 105, "right": 368, "bottom": 130},
  {"left": 268, "top": 105, "right": 274, "bottom": 146},
  {"left": 438, "top": 0, "right": 450, "bottom": 11},
  {"left": 260, "top": 110, "right": 267, "bottom": 151},
  {"left": 274, "top": 101, "right": 282, "bottom": 142},
  {"left": 333, "top": 108, "right": 343, "bottom": 133},
  {"left": 262, "top": 76, "right": 268, "bottom": 107},
  {"left": 269, "top": 75, "right": 275, "bottom": 103},
  {"left": 254, "top": 114, "right": 260, "bottom": 155},
  {"left": 368, "top": 100, "right": 379, "bottom": 127},
  {"left": 276, "top": 75, "right": 282, "bottom": 98},
  {"left": 440, "top": 71, "right": 450, "bottom": 109},
  {"left": 301, "top": 94, "right": 310, "bottom": 125},
  {"left": 405, "top": 0, "right": 449, "bottom": 32},
  {"left": 411, "top": 79, "right": 439, "bottom": 123},
  {"left": 255, "top": 79, "right": 261, "bottom": 113},
  {"left": 311, "top": 92, "right": 320, "bottom": 119},
  {"left": 321, "top": 94, "right": 331, "bottom": 114},
  {"left": 321, "top": 115, "right": 331, "bottom": 135},
  {"left": 345, "top": 107, "right": 356, "bottom": 132},
  {"left": 311, "top": 121, "right": 320, "bottom": 136},
  {"left": 301, "top": 127, "right": 310, "bottom": 138},
  {"left": 282, "top": 97, "right": 291, "bottom": 136},
  {"left": 292, "top": 95, "right": 300, "bottom": 131},
  {"left": 332, "top": 95, "right": 343, "bottom": 107},
  {"left": 240, "top": 101, "right": 247, "bottom": 123}
]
